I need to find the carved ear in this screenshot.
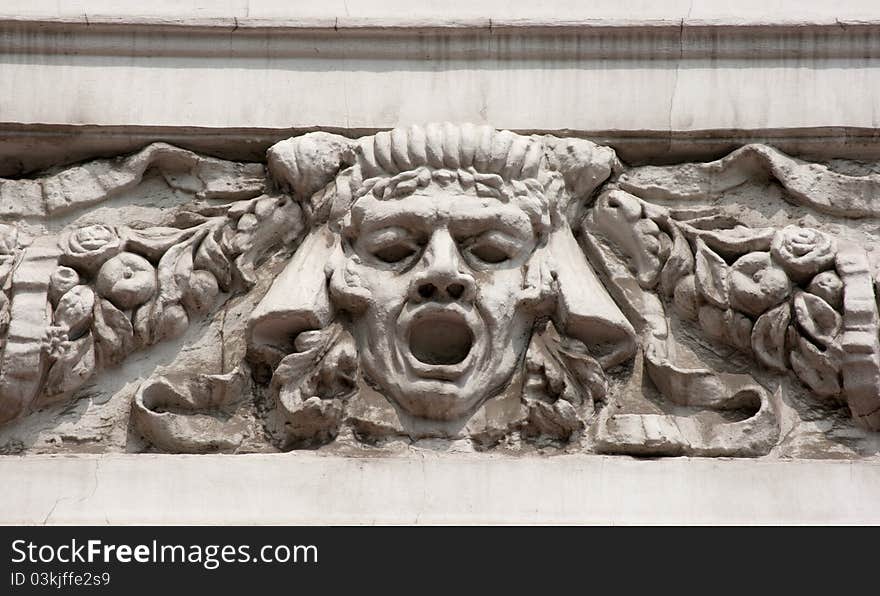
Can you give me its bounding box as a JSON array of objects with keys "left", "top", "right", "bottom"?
[
  {"left": 246, "top": 226, "right": 339, "bottom": 373},
  {"left": 267, "top": 132, "right": 354, "bottom": 199},
  {"left": 548, "top": 225, "right": 637, "bottom": 369}
]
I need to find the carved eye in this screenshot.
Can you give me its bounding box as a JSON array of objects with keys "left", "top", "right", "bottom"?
[
  {"left": 361, "top": 227, "right": 423, "bottom": 265},
  {"left": 372, "top": 242, "right": 418, "bottom": 264},
  {"left": 461, "top": 231, "right": 520, "bottom": 266},
  {"left": 467, "top": 243, "right": 510, "bottom": 264}
]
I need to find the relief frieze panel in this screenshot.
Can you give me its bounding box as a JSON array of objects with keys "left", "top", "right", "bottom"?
[{"left": 0, "top": 124, "right": 878, "bottom": 459}]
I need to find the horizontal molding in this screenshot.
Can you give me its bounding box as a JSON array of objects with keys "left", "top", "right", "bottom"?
[
  {"left": 2, "top": 123, "right": 880, "bottom": 178},
  {"left": 2, "top": 19, "right": 880, "bottom": 60}
]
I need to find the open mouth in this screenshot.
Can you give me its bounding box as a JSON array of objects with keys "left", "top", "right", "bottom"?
[{"left": 407, "top": 311, "right": 474, "bottom": 366}]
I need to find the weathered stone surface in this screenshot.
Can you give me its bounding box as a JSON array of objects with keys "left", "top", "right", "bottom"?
[{"left": 0, "top": 124, "right": 877, "bottom": 463}]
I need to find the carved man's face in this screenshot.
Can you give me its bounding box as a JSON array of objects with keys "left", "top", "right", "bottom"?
[{"left": 339, "top": 181, "right": 543, "bottom": 420}]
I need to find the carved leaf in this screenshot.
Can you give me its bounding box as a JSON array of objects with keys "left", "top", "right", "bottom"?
[
  {"left": 689, "top": 226, "right": 775, "bottom": 257},
  {"left": 697, "top": 305, "right": 752, "bottom": 352},
  {"left": 790, "top": 335, "right": 841, "bottom": 398},
  {"left": 172, "top": 239, "right": 196, "bottom": 303},
  {"left": 522, "top": 399, "right": 583, "bottom": 441},
  {"left": 132, "top": 229, "right": 206, "bottom": 346},
  {"left": 751, "top": 302, "right": 791, "bottom": 372},
  {"left": 793, "top": 291, "right": 842, "bottom": 347},
  {"left": 123, "top": 226, "right": 192, "bottom": 262},
  {"left": 92, "top": 298, "right": 134, "bottom": 367},
  {"left": 133, "top": 297, "right": 155, "bottom": 347},
  {"left": 659, "top": 226, "right": 694, "bottom": 297},
  {"left": 232, "top": 197, "right": 304, "bottom": 287},
  {"left": 193, "top": 228, "right": 232, "bottom": 291},
  {"left": 694, "top": 239, "right": 729, "bottom": 308},
  {"left": 271, "top": 323, "right": 357, "bottom": 446}
]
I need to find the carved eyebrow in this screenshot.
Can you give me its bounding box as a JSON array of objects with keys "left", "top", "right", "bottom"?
[
  {"left": 447, "top": 213, "right": 533, "bottom": 240},
  {"left": 360, "top": 226, "right": 419, "bottom": 247},
  {"left": 465, "top": 230, "right": 525, "bottom": 251},
  {"left": 355, "top": 206, "right": 438, "bottom": 233}
]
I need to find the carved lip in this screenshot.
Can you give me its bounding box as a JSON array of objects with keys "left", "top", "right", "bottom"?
[{"left": 400, "top": 304, "right": 479, "bottom": 381}]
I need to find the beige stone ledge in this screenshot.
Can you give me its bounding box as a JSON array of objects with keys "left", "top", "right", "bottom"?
[
  {"left": 0, "top": 1, "right": 878, "bottom": 137},
  {"left": 3, "top": 1, "right": 880, "bottom": 28},
  {"left": 0, "top": 454, "right": 878, "bottom": 525}
]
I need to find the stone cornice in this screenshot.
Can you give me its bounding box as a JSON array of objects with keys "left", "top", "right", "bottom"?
[{"left": 2, "top": 13, "right": 880, "bottom": 60}]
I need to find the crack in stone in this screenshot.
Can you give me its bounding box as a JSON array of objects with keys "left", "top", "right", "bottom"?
[{"left": 42, "top": 459, "right": 100, "bottom": 525}]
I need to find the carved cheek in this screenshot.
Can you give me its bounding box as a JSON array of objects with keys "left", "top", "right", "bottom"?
[
  {"left": 338, "top": 257, "right": 413, "bottom": 318},
  {"left": 472, "top": 269, "right": 526, "bottom": 326}
]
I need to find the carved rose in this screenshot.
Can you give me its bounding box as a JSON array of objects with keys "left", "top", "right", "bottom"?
[
  {"left": 770, "top": 226, "right": 836, "bottom": 281},
  {"left": 728, "top": 252, "right": 792, "bottom": 317},
  {"left": 95, "top": 252, "right": 157, "bottom": 309},
  {"left": 60, "top": 224, "right": 122, "bottom": 273}
]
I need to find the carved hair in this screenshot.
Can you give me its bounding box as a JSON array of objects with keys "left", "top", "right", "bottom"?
[
  {"left": 267, "top": 123, "right": 617, "bottom": 230},
  {"left": 344, "top": 166, "right": 556, "bottom": 240}
]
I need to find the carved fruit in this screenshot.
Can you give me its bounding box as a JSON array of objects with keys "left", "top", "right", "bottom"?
[
  {"left": 96, "top": 252, "right": 158, "bottom": 309},
  {"left": 182, "top": 270, "right": 219, "bottom": 314},
  {"left": 48, "top": 266, "right": 80, "bottom": 307},
  {"left": 53, "top": 285, "right": 95, "bottom": 340},
  {"left": 154, "top": 304, "right": 189, "bottom": 342},
  {"left": 728, "top": 252, "right": 792, "bottom": 317},
  {"left": 807, "top": 271, "right": 843, "bottom": 310}
]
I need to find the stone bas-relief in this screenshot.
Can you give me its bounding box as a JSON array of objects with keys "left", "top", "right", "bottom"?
[{"left": 1, "top": 124, "right": 880, "bottom": 459}]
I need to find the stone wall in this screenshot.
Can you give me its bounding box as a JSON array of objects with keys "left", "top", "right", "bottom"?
[{"left": 1, "top": 2, "right": 879, "bottom": 523}]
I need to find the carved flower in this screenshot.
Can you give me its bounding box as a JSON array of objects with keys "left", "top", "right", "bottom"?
[
  {"left": 770, "top": 226, "right": 836, "bottom": 281},
  {"left": 60, "top": 224, "right": 122, "bottom": 273},
  {"left": 728, "top": 252, "right": 792, "bottom": 317},
  {"left": 95, "top": 252, "right": 157, "bottom": 309}
]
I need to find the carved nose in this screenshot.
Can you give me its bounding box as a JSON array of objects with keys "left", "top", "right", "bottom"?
[
  {"left": 415, "top": 279, "right": 470, "bottom": 302},
  {"left": 409, "top": 231, "right": 475, "bottom": 303}
]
